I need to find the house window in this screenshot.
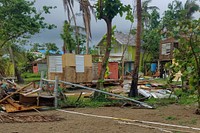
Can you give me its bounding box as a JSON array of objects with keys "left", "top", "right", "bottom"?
[
  {"left": 174, "top": 42, "right": 179, "bottom": 48},
  {"left": 161, "top": 43, "right": 171, "bottom": 55}
]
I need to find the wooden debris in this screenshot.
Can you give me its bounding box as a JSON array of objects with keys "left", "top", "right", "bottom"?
[
  {"left": 0, "top": 82, "right": 33, "bottom": 104},
  {"left": 6, "top": 98, "right": 22, "bottom": 110},
  {"left": 2, "top": 103, "right": 41, "bottom": 113}
]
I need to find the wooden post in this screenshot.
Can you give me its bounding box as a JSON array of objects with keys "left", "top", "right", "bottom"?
[
  {"left": 54, "top": 76, "right": 59, "bottom": 108},
  {"left": 121, "top": 57, "right": 125, "bottom": 82},
  {"left": 39, "top": 71, "right": 44, "bottom": 88},
  {"left": 37, "top": 71, "right": 44, "bottom": 106},
  {"left": 157, "top": 60, "right": 160, "bottom": 73}
]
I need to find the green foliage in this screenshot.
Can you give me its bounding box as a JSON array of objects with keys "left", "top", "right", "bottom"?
[
  {"left": 0, "top": 0, "right": 56, "bottom": 47},
  {"left": 0, "top": 57, "right": 14, "bottom": 76},
  {"left": 140, "top": 1, "right": 161, "bottom": 69},
  {"left": 30, "top": 42, "right": 60, "bottom": 55},
  {"left": 161, "top": 0, "right": 199, "bottom": 37},
  {"left": 30, "top": 43, "right": 43, "bottom": 52},
  {"left": 96, "top": 0, "right": 132, "bottom": 21},
  {"left": 60, "top": 20, "right": 80, "bottom": 53},
  {"left": 160, "top": 0, "right": 200, "bottom": 108},
  {"left": 146, "top": 88, "right": 197, "bottom": 107},
  {"left": 174, "top": 89, "right": 197, "bottom": 105}
]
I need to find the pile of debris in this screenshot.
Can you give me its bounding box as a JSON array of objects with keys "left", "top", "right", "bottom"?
[
  {"left": 0, "top": 80, "right": 55, "bottom": 113},
  {"left": 120, "top": 80, "right": 178, "bottom": 99}
]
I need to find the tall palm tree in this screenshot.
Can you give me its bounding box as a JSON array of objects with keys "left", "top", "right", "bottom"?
[
  {"left": 63, "top": 0, "right": 94, "bottom": 54},
  {"left": 79, "top": 0, "right": 94, "bottom": 54},
  {"left": 142, "top": 0, "right": 159, "bottom": 28},
  {"left": 129, "top": 0, "right": 142, "bottom": 97}
]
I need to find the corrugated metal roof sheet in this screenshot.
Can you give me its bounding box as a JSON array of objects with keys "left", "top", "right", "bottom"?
[
  {"left": 114, "top": 31, "right": 135, "bottom": 46},
  {"left": 97, "top": 31, "right": 135, "bottom": 46}
]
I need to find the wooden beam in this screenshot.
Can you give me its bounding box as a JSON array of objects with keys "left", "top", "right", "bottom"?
[
  {"left": 6, "top": 98, "right": 22, "bottom": 110},
  {"left": 0, "top": 82, "right": 33, "bottom": 103}
]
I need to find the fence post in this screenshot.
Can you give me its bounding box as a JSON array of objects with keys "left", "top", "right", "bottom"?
[
  {"left": 37, "top": 71, "right": 44, "bottom": 106},
  {"left": 54, "top": 76, "right": 59, "bottom": 108}
]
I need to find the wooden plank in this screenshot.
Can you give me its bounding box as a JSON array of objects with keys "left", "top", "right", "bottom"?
[
  {"left": 92, "top": 63, "right": 98, "bottom": 80},
  {"left": 76, "top": 71, "right": 85, "bottom": 83},
  {"left": 6, "top": 98, "right": 22, "bottom": 110},
  {"left": 84, "top": 55, "right": 92, "bottom": 67},
  {"left": 64, "top": 66, "right": 76, "bottom": 83},
  {"left": 84, "top": 67, "right": 93, "bottom": 82},
  {"left": 62, "top": 53, "right": 75, "bottom": 67},
  {"left": 48, "top": 72, "right": 63, "bottom": 80},
  {"left": 0, "top": 82, "right": 33, "bottom": 104},
  {"left": 2, "top": 103, "right": 41, "bottom": 113}
]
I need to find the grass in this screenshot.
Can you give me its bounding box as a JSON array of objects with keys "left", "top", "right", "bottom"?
[
  {"left": 145, "top": 89, "right": 198, "bottom": 109},
  {"left": 165, "top": 116, "right": 177, "bottom": 121},
  {"left": 146, "top": 98, "right": 177, "bottom": 106},
  {"left": 59, "top": 94, "right": 122, "bottom": 108},
  {"left": 22, "top": 72, "right": 41, "bottom": 83},
  {"left": 179, "top": 118, "right": 197, "bottom": 125}
]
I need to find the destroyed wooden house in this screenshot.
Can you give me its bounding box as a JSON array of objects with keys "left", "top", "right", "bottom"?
[
  {"left": 47, "top": 54, "right": 120, "bottom": 84},
  {"left": 158, "top": 38, "right": 179, "bottom": 78},
  {"left": 47, "top": 54, "right": 93, "bottom": 83}
]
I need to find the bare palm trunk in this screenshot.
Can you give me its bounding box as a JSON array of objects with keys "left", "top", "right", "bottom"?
[
  {"left": 8, "top": 46, "right": 24, "bottom": 83},
  {"left": 86, "top": 33, "right": 90, "bottom": 54},
  {"left": 68, "top": 2, "right": 80, "bottom": 54},
  {"left": 96, "top": 19, "right": 112, "bottom": 91},
  {"left": 129, "top": 0, "right": 142, "bottom": 97}
]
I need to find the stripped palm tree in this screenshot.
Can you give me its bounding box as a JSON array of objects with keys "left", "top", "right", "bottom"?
[
  {"left": 63, "top": 0, "right": 94, "bottom": 54},
  {"left": 79, "top": 0, "right": 95, "bottom": 54},
  {"left": 129, "top": 0, "right": 142, "bottom": 97},
  {"left": 63, "top": 0, "right": 80, "bottom": 53},
  {"left": 142, "top": 0, "right": 159, "bottom": 28},
  {"left": 184, "top": 0, "right": 199, "bottom": 19}
]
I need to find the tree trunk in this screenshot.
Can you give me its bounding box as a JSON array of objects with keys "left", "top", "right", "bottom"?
[
  {"left": 63, "top": 42, "right": 66, "bottom": 54},
  {"left": 8, "top": 46, "right": 24, "bottom": 83},
  {"left": 129, "top": 0, "right": 142, "bottom": 97},
  {"left": 96, "top": 19, "right": 112, "bottom": 92},
  {"left": 141, "top": 49, "right": 147, "bottom": 74},
  {"left": 86, "top": 33, "right": 89, "bottom": 54}
]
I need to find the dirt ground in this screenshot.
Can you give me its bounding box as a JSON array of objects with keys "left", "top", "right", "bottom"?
[{"left": 0, "top": 104, "right": 200, "bottom": 133}]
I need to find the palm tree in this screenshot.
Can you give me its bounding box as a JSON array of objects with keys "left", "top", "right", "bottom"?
[
  {"left": 184, "top": 0, "right": 199, "bottom": 19},
  {"left": 79, "top": 0, "right": 94, "bottom": 54},
  {"left": 129, "top": 0, "right": 142, "bottom": 97},
  {"left": 63, "top": 0, "right": 94, "bottom": 54},
  {"left": 142, "top": 0, "right": 159, "bottom": 28}
]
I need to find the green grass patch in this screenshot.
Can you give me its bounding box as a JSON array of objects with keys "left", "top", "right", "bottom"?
[
  {"left": 22, "top": 72, "right": 40, "bottom": 78},
  {"left": 146, "top": 98, "right": 177, "bottom": 106},
  {"left": 179, "top": 118, "right": 197, "bottom": 125},
  {"left": 165, "top": 116, "right": 177, "bottom": 121},
  {"left": 22, "top": 72, "right": 40, "bottom": 83},
  {"left": 145, "top": 89, "right": 197, "bottom": 107},
  {"left": 174, "top": 89, "right": 197, "bottom": 105},
  {"left": 59, "top": 94, "right": 122, "bottom": 108}
]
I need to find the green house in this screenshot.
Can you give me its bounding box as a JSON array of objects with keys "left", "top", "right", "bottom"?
[{"left": 96, "top": 31, "right": 136, "bottom": 75}]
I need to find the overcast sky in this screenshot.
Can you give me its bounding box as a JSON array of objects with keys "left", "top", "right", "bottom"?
[{"left": 30, "top": 0, "right": 200, "bottom": 50}]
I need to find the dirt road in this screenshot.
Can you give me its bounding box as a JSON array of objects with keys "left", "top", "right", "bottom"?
[{"left": 0, "top": 104, "right": 200, "bottom": 133}]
